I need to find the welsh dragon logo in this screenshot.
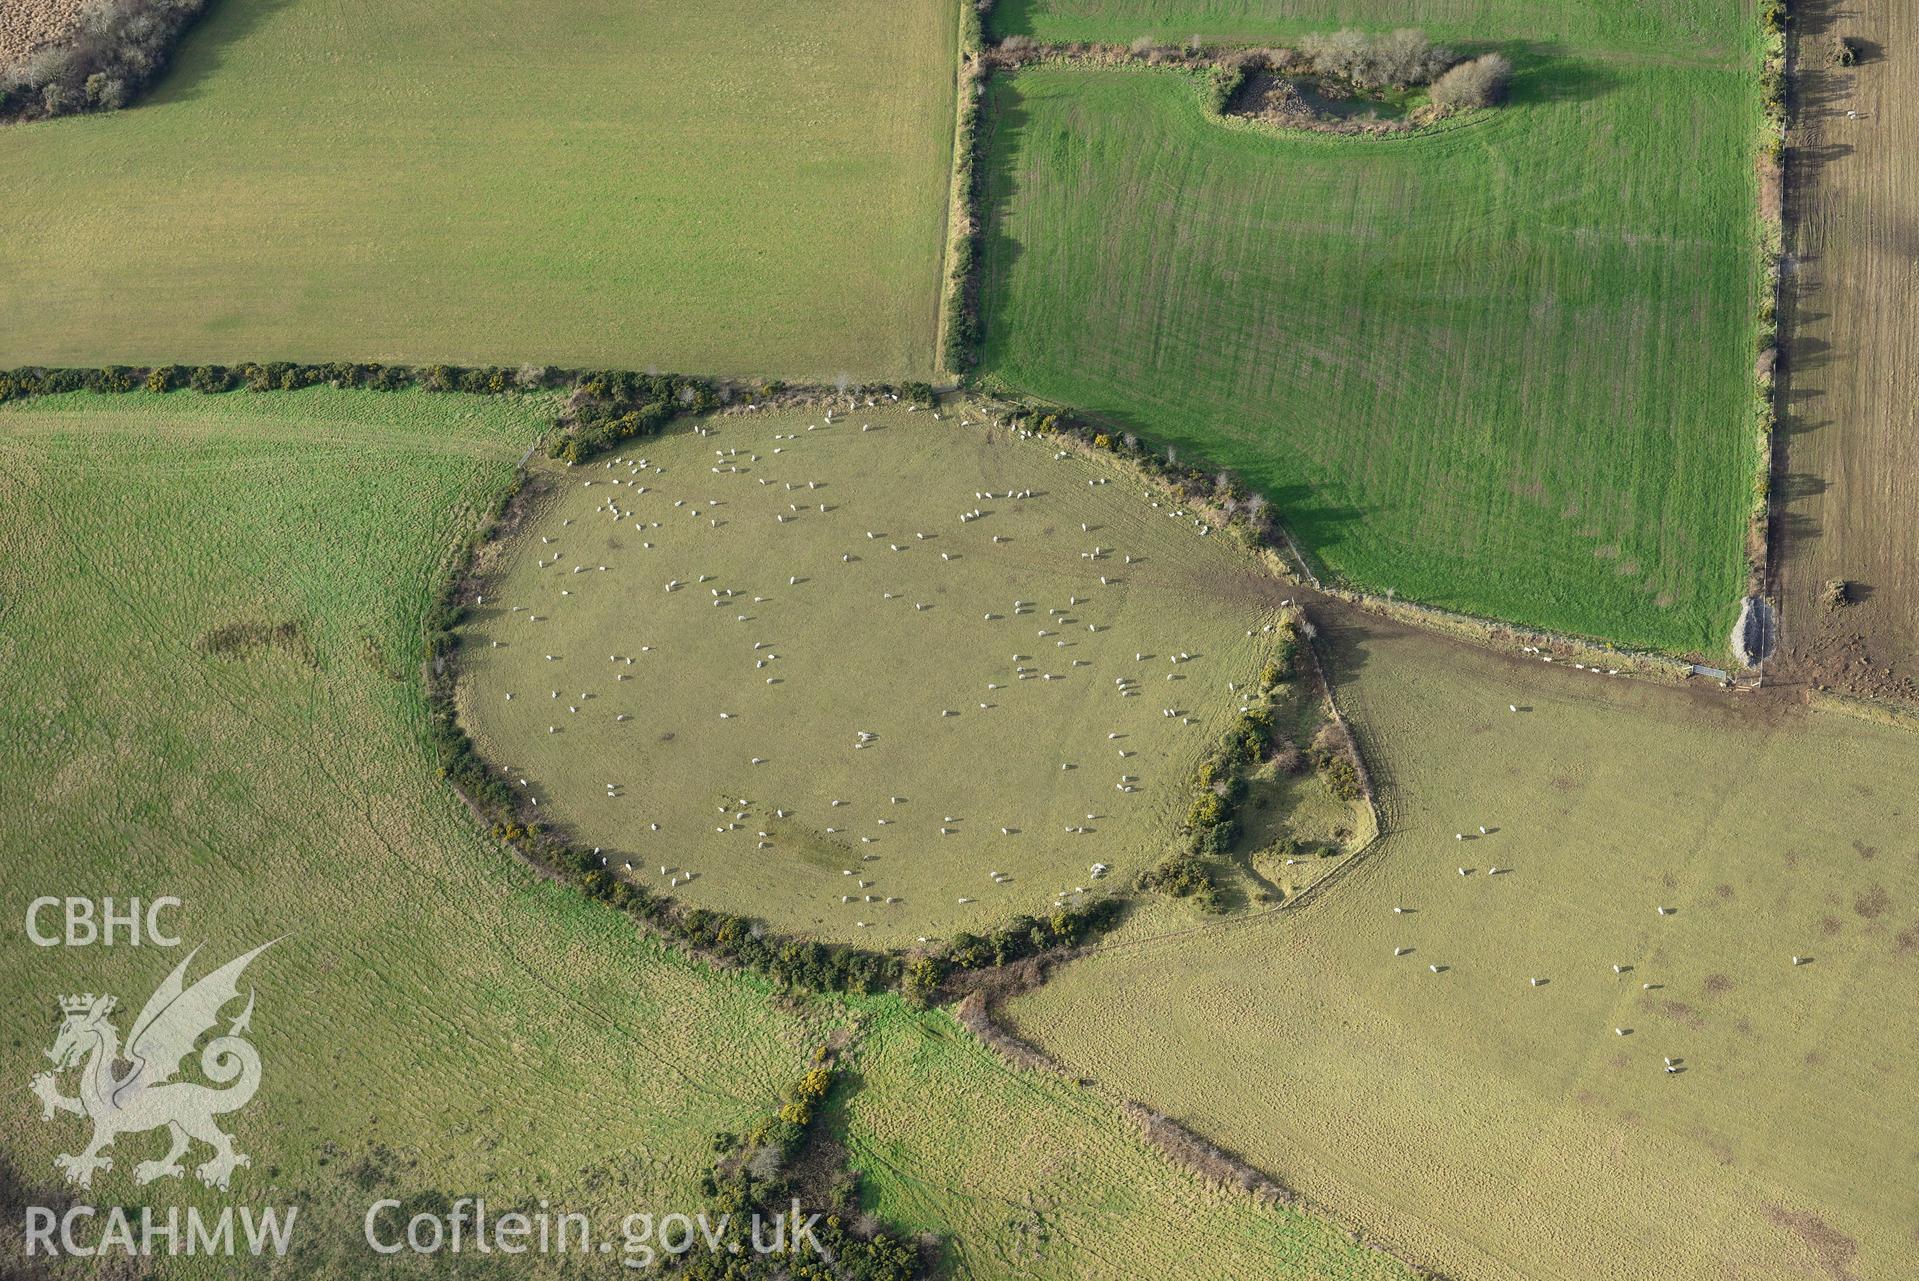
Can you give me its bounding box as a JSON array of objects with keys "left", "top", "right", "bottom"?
[{"left": 29, "top": 941, "right": 275, "bottom": 1191}]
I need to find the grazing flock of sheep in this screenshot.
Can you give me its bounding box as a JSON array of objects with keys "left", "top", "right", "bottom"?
[
  {"left": 1396, "top": 723, "right": 1816, "bottom": 1081},
  {"left": 464, "top": 408, "right": 1277, "bottom": 941}
]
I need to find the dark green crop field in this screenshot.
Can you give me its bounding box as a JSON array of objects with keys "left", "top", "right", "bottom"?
[{"left": 976, "top": 47, "right": 1762, "bottom": 654}]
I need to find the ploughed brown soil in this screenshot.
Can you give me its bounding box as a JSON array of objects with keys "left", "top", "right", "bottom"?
[
  {"left": 1770, "top": 0, "right": 1919, "bottom": 706},
  {"left": 1, "top": 0, "right": 89, "bottom": 71}
]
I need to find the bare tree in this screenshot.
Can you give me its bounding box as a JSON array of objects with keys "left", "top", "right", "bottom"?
[
  {"left": 1429, "top": 53, "right": 1512, "bottom": 111},
  {"left": 1298, "top": 28, "right": 1452, "bottom": 89}
]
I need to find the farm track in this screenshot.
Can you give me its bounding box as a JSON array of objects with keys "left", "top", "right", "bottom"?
[{"left": 1769, "top": 0, "right": 1919, "bottom": 704}]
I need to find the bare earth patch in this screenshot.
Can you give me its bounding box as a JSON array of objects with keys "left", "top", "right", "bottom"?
[
  {"left": 0, "top": 0, "right": 88, "bottom": 70},
  {"left": 1771, "top": 0, "right": 1919, "bottom": 703},
  {"left": 1762, "top": 1204, "right": 1860, "bottom": 1281}
]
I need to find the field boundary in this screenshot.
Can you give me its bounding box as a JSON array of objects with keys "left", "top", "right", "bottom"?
[
  {"left": 437, "top": 382, "right": 1394, "bottom": 998},
  {"left": 431, "top": 410, "right": 1135, "bottom": 1003},
  {"left": 1307, "top": 586, "right": 1707, "bottom": 683},
  {"left": 1745, "top": 0, "right": 1792, "bottom": 675},
  {"left": 1278, "top": 605, "right": 1393, "bottom": 919},
  {"left": 951, "top": 947, "right": 1457, "bottom": 1279},
  {"left": 973, "top": 386, "right": 1727, "bottom": 688},
  {"left": 428, "top": 374, "right": 1350, "bottom": 1002},
  {"left": 936, "top": 0, "right": 985, "bottom": 376}
]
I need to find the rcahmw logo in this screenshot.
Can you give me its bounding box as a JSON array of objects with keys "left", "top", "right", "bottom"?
[{"left": 21, "top": 932, "right": 299, "bottom": 1260}]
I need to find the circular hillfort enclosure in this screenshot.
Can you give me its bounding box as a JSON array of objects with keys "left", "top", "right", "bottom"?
[{"left": 456, "top": 404, "right": 1288, "bottom": 947}]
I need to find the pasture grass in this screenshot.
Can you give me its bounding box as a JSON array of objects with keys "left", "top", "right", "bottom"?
[
  {"left": 0, "top": 0, "right": 958, "bottom": 379},
  {"left": 456, "top": 403, "right": 1291, "bottom": 948},
  {"left": 1007, "top": 611, "right": 1919, "bottom": 1280},
  {"left": 976, "top": 53, "right": 1762, "bottom": 655},
  {"left": 0, "top": 389, "right": 840, "bottom": 1274},
  {"left": 1236, "top": 757, "right": 1374, "bottom": 901},
  {"left": 834, "top": 1001, "right": 1414, "bottom": 1280}
]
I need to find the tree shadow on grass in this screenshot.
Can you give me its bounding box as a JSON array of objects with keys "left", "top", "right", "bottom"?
[
  {"left": 982, "top": 0, "right": 1043, "bottom": 41},
  {"left": 974, "top": 76, "right": 1030, "bottom": 373},
  {"left": 141, "top": 0, "right": 302, "bottom": 111},
  {"left": 1026, "top": 399, "right": 1374, "bottom": 576},
  {"left": 1501, "top": 45, "right": 1623, "bottom": 109}
]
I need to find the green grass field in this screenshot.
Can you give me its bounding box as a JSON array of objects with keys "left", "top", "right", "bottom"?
[
  {"left": 0, "top": 0, "right": 957, "bottom": 379},
  {"left": 976, "top": 50, "right": 1761, "bottom": 654},
  {"left": 0, "top": 390, "right": 842, "bottom": 1274},
  {"left": 989, "top": 0, "right": 1750, "bottom": 54},
  {"left": 1007, "top": 612, "right": 1919, "bottom": 1280},
  {"left": 456, "top": 403, "right": 1291, "bottom": 947},
  {"left": 834, "top": 1001, "right": 1414, "bottom": 1280}
]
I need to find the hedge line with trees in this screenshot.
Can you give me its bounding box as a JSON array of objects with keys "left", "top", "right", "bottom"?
[
  {"left": 0, "top": 362, "right": 937, "bottom": 415},
  {"left": 940, "top": 1, "right": 987, "bottom": 374},
  {"left": 1141, "top": 641, "right": 1297, "bottom": 910},
  {"left": 982, "top": 396, "right": 1279, "bottom": 544},
  {"left": 686, "top": 1047, "right": 930, "bottom": 1279},
  {"left": 0, "top": 359, "right": 566, "bottom": 402},
  {"left": 1750, "top": 0, "right": 1790, "bottom": 586},
  {"left": 1, "top": 0, "right": 212, "bottom": 122}
]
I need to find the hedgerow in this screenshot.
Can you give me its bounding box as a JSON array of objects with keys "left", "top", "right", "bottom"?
[
  {"left": 983, "top": 397, "right": 1278, "bottom": 544},
  {"left": 0, "top": 360, "right": 564, "bottom": 402},
  {"left": 1140, "top": 647, "right": 1292, "bottom": 910},
  {"left": 1748, "top": 0, "right": 1790, "bottom": 597},
  {"left": 940, "top": 0, "right": 988, "bottom": 374},
  {"left": 688, "top": 1049, "right": 931, "bottom": 1278}
]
